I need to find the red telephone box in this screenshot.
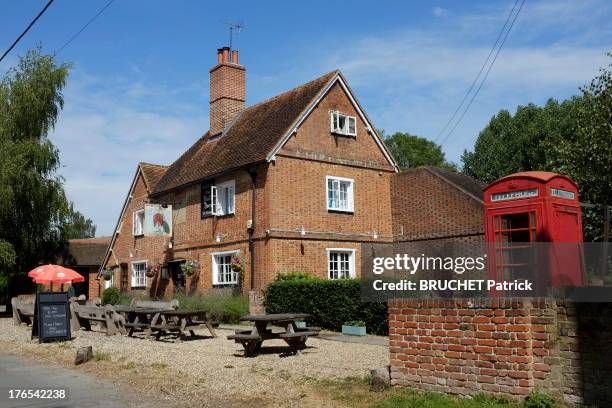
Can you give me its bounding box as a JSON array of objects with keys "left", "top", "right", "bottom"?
[{"left": 484, "top": 171, "right": 584, "bottom": 288}]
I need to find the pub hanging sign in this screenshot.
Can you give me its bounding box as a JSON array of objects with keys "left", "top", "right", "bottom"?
[{"left": 490, "top": 188, "right": 538, "bottom": 202}]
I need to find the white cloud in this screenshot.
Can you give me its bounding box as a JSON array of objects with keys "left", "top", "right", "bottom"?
[
  {"left": 432, "top": 7, "right": 449, "bottom": 18},
  {"left": 298, "top": 0, "right": 611, "bottom": 162},
  {"left": 50, "top": 71, "right": 208, "bottom": 235}
]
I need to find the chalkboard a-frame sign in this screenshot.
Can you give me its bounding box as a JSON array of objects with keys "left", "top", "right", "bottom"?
[{"left": 31, "top": 292, "right": 71, "bottom": 343}]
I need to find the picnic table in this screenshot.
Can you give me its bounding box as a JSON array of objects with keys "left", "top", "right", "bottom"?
[
  {"left": 112, "top": 306, "right": 173, "bottom": 337},
  {"left": 149, "top": 309, "right": 218, "bottom": 341},
  {"left": 228, "top": 313, "right": 320, "bottom": 356}
]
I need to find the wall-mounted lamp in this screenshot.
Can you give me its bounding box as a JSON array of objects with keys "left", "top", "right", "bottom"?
[
  {"left": 372, "top": 231, "right": 378, "bottom": 239},
  {"left": 298, "top": 226, "right": 306, "bottom": 237},
  {"left": 215, "top": 234, "right": 222, "bottom": 243}
]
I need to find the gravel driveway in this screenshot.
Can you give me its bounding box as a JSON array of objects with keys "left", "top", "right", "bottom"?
[{"left": 0, "top": 318, "right": 388, "bottom": 407}]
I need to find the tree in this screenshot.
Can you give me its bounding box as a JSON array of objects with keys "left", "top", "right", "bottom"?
[
  {"left": 462, "top": 53, "right": 611, "bottom": 241},
  {"left": 0, "top": 47, "right": 95, "bottom": 298},
  {"left": 384, "top": 132, "right": 456, "bottom": 170},
  {"left": 65, "top": 203, "right": 96, "bottom": 239}
]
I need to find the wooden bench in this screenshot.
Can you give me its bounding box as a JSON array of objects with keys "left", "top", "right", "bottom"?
[
  {"left": 295, "top": 326, "right": 320, "bottom": 332},
  {"left": 70, "top": 304, "right": 120, "bottom": 336},
  {"left": 280, "top": 330, "right": 319, "bottom": 353},
  {"left": 11, "top": 297, "right": 35, "bottom": 326}
]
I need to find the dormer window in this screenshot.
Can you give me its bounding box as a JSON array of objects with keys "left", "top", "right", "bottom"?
[{"left": 331, "top": 111, "right": 357, "bottom": 136}]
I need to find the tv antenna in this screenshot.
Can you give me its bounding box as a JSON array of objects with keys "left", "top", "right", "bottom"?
[{"left": 221, "top": 21, "right": 244, "bottom": 50}]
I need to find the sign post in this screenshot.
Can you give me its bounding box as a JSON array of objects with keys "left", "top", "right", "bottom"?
[{"left": 31, "top": 292, "right": 71, "bottom": 343}]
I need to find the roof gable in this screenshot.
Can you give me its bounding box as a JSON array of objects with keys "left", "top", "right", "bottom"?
[
  {"left": 266, "top": 72, "right": 398, "bottom": 170},
  {"left": 140, "top": 162, "right": 168, "bottom": 193},
  {"left": 99, "top": 163, "right": 162, "bottom": 274},
  {"left": 424, "top": 166, "right": 485, "bottom": 202},
  {"left": 153, "top": 71, "right": 338, "bottom": 194}
]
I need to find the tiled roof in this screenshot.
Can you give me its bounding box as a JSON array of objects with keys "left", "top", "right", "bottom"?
[
  {"left": 153, "top": 70, "right": 338, "bottom": 194},
  {"left": 140, "top": 162, "right": 168, "bottom": 192},
  {"left": 62, "top": 237, "right": 112, "bottom": 266},
  {"left": 425, "top": 166, "right": 485, "bottom": 202}
]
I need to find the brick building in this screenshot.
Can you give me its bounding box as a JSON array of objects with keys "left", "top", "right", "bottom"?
[
  {"left": 391, "top": 166, "right": 484, "bottom": 243},
  {"left": 98, "top": 47, "right": 485, "bottom": 299},
  {"left": 59, "top": 236, "right": 111, "bottom": 298}
]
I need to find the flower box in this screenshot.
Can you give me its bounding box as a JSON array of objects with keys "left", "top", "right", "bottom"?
[{"left": 342, "top": 325, "right": 366, "bottom": 336}]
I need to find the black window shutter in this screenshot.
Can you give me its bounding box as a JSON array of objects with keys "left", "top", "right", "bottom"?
[{"left": 201, "top": 181, "right": 214, "bottom": 218}]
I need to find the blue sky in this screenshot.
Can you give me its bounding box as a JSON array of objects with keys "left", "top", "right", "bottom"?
[{"left": 1, "top": 0, "right": 610, "bottom": 236}]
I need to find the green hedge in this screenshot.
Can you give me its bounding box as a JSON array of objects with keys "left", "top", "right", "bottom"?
[{"left": 264, "top": 278, "right": 388, "bottom": 335}]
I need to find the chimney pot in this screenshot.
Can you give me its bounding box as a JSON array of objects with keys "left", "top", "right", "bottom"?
[
  {"left": 222, "top": 47, "right": 230, "bottom": 63},
  {"left": 217, "top": 48, "right": 223, "bottom": 64},
  {"left": 231, "top": 50, "right": 239, "bottom": 64}
]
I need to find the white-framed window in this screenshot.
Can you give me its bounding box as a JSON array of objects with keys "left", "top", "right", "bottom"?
[
  {"left": 331, "top": 111, "right": 357, "bottom": 136},
  {"left": 212, "top": 250, "right": 240, "bottom": 285},
  {"left": 132, "top": 209, "right": 144, "bottom": 236},
  {"left": 104, "top": 271, "right": 114, "bottom": 289},
  {"left": 326, "top": 176, "right": 354, "bottom": 212},
  {"left": 327, "top": 248, "right": 356, "bottom": 279},
  {"left": 131, "top": 261, "right": 147, "bottom": 288},
  {"left": 212, "top": 180, "right": 236, "bottom": 216}
]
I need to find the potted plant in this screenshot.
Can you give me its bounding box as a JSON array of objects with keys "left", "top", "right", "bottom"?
[
  {"left": 230, "top": 255, "right": 246, "bottom": 273},
  {"left": 180, "top": 260, "right": 199, "bottom": 277},
  {"left": 342, "top": 320, "right": 366, "bottom": 336},
  {"left": 146, "top": 263, "right": 161, "bottom": 278},
  {"left": 101, "top": 269, "right": 113, "bottom": 281}
]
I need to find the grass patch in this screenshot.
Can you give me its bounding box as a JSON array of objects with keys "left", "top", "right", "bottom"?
[
  {"left": 371, "top": 392, "right": 521, "bottom": 408},
  {"left": 93, "top": 351, "right": 111, "bottom": 361},
  {"left": 305, "top": 376, "right": 544, "bottom": 408},
  {"left": 150, "top": 362, "right": 168, "bottom": 370},
  {"left": 122, "top": 361, "right": 137, "bottom": 369}
]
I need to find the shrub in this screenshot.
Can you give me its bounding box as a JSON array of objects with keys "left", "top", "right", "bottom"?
[
  {"left": 101, "top": 287, "right": 121, "bottom": 305},
  {"left": 344, "top": 320, "right": 365, "bottom": 327},
  {"left": 523, "top": 391, "right": 554, "bottom": 408},
  {"left": 172, "top": 291, "right": 248, "bottom": 323},
  {"left": 274, "top": 272, "right": 315, "bottom": 281},
  {"left": 265, "top": 278, "right": 388, "bottom": 335}
]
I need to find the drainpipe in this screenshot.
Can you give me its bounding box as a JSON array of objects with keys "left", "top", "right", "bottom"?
[{"left": 248, "top": 168, "right": 257, "bottom": 290}]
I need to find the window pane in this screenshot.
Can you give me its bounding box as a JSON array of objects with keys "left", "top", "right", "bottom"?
[
  {"left": 348, "top": 117, "right": 356, "bottom": 134},
  {"left": 227, "top": 186, "right": 235, "bottom": 214},
  {"left": 338, "top": 115, "right": 346, "bottom": 132},
  {"left": 339, "top": 181, "right": 348, "bottom": 209}
]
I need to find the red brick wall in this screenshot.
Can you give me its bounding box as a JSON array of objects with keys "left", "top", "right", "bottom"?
[
  {"left": 209, "top": 61, "right": 245, "bottom": 135},
  {"left": 267, "top": 157, "right": 393, "bottom": 238},
  {"left": 282, "top": 82, "right": 393, "bottom": 168},
  {"left": 389, "top": 299, "right": 612, "bottom": 405},
  {"left": 391, "top": 168, "right": 484, "bottom": 241}
]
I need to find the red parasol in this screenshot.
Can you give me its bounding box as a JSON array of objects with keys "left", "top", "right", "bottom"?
[
  {"left": 29, "top": 265, "right": 85, "bottom": 285},
  {"left": 28, "top": 264, "right": 62, "bottom": 279}
]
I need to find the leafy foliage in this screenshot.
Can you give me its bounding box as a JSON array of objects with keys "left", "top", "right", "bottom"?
[
  {"left": 274, "top": 271, "right": 313, "bottom": 281},
  {"left": 0, "top": 47, "right": 96, "bottom": 296},
  {"left": 265, "top": 277, "right": 388, "bottom": 335},
  {"left": 171, "top": 291, "right": 248, "bottom": 323},
  {"left": 462, "top": 53, "right": 611, "bottom": 241},
  {"left": 64, "top": 203, "right": 96, "bottom": 239},
  {"left": 384, "top": 132, "right": 456, "bottom": 170},
  {"left": 101, "top": 287, "right": 121, "bottom": 305},
  {"left": 522, "top": 391, "right": 555, "bottom": 408}
]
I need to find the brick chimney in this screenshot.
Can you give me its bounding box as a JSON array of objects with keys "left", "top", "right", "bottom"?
[{"left": 209, "top": 47, "right": 245, "bottom": 135}]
